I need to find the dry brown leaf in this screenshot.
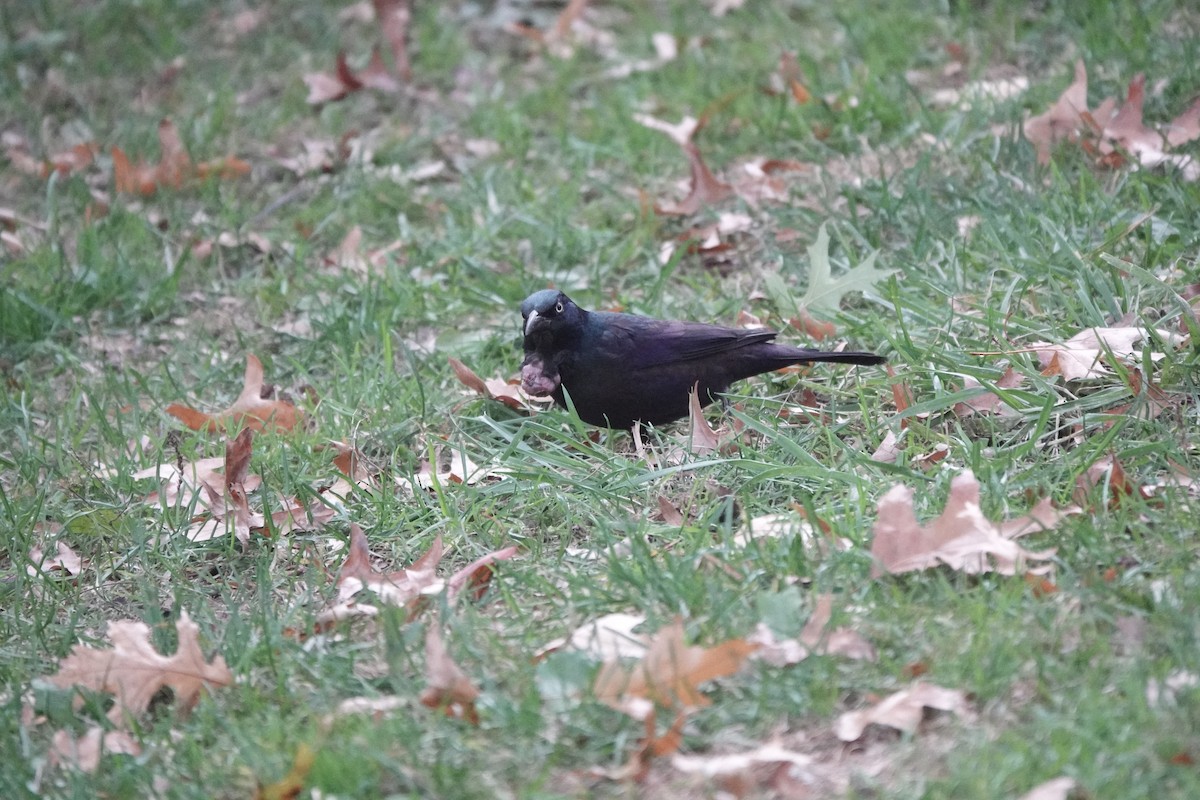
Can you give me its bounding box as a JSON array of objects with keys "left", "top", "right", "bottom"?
[
  {"left": 3, "top": 136, "right": 98, "bottom": 180},
  {"left": 1031, "top": 326, "right": 1178, "bottom": 380},
  {"left": 112, "top": 118, "right": 246, "bottom": 196},
  {"left": 1023, "top": 60, "right": 1088, "bottom": 164},
  {"left": 835, "top": 682, "right": 970, "bottom": 741},
  {"left": 449, "top": 357, "right": 553, "bottom": 413},
  {"left": 750, "top": 594, "right": 877, "bottom": 667},
  {"left": 49, "top": 727, "right": 140, "bottom": 773},
  {"left": 536, "top": 613, "right": 648, "bottom": 661},
  {"left": 953, "top": 366, "right": 1025, "bottom": 417},
  {"left": 593, "top": 618, "right": 756, "bottom": 720},
  {"left": 184, "top": 427, "right": 255, "bottom": 544},
  {"left": 320, "top": 440, "right": 376, "bottom": 498},
  {"left": 323, "top": 525, "right": 445, "bottom": 621},
  {"left": 1024, "top": 61, "right": 1199, "bottom": 179},
  {"left": 27, "top": 540, "right": 83, "bottom": 578},
  {"left": 602, "top": 31, "right": 679, "bottom": 80},
  {"left": 632, "top": 113, "right": 699, "bottom": 145},
  {"left": 1017, "top": 777, "right": 1081, "bottom": 800},
  {"left": 373, "top": 0, "right": 412, "bottom": 81},
  {"left": 1110, "top": 364, "right": 1176, "bottom": 422},
  {"left": 133, "top": 455, "right": 232, "bottom": 509},
  {"left": 686, "top": 385, "right": 726, "bottom": 456},
  {"left": 789, "top": 308, "right": 837, "bottom": 340},
  {"left": 508, "top": 0, "right": 590, "bottom": 56},
  {"left": 670, "top": 742, "right": 814, "bottom": 793},
  {"left": 331, "top": 695, "right": 406, "bottom": 719},
  {"left": 1099, "top": 74, "right": 1159, "bottom": 159},
  {"left": 656, "top": 496, "right": 686, "bottom": 526},
  {"left": 1095, "top": 74, "right": 1200, "bottom": 179},
  {"left": 191, "top": 230, "right": 272, "bottom": 260},
  {"left": 776, "top": 51, "right": 812, "bottom": 104},
  {"left": 163, "top": 428, "right": 331, "bottom": 544},
  {"left": 419, "top": 626, "right": 481, "bottom": 724},
  {"left": 397, "top": 444, "right": 510, "bottom": 491},
  {"left": 870, "top": 470, "right": 1074, "bottom": 577},
  {"left": 167, "top": 354, "right": 301, "bottom": 433},
  {"left": 656, "top": 141, "right": 733, "bottom": 216},
  {"left": 316, "top": 524, "right": 517, "bottom": 626},
  {"left": 49, "top": 142, "right": 99, "bottom": 176},
  {"left": 870, "top": 430, "right": 902, "bottom": 464},
  {"left": 304, "top": 49, "right": 399, "bottom": 105},
  {"left": 1074, "top": 454, "right": 1153, "bottom": 511},
  {"left": 255, "top": 743, "right": 316, "bottom": 800},
  {"left": 1165, "top": 96, "right": 1200, "bottom": 149},
  {"left": 322, "top": 226, "right": 372, "bottom": 274},
  {"left": 46, "top": 610, "right": 232, "bottom": 727},
  {"left": 303, "top": 55, "right": 359, "bottom": 105}
]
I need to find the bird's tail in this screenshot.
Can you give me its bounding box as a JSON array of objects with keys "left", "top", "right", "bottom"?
[{"left": 795, "top": 350, "right": 886, "bottom": 366}]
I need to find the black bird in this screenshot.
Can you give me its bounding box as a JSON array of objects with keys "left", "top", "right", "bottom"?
[{"left": 519, "top": 289, "right": 884, "bottom": 429}]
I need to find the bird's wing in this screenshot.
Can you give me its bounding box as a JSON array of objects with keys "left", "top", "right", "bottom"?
[{"left": 593, "top": 314, "right": 777, "bottom": 368}]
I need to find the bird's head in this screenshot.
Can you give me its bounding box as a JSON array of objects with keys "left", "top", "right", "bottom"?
[{"left": 520, "top": 290, "right": 584, "bottom": 340}]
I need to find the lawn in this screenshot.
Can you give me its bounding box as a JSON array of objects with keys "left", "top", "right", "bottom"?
[{"left": 2, "top": 1, "right": 1199, "bottom": 798}]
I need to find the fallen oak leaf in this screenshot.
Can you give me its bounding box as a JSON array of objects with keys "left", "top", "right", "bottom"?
[
  {"left": 1165, "top": 96, "right": 1200, "bottom": 149},
  {"left": 132, "top": 455, "right": 243, "bottom": 510},
  {"left": 49, "top": 727, "right": 141, "bottom": 773},
  {"left": 670, "top": 742, "right": 815, "bottom": 795},
  {"left": 449, "top": 357, "right": 552, "bottom": 413},
  {"left": 789, "top": 308, "right": 837, "bottom": 340},
  {"left": 48, "top": 143, "right": 99, "bottom": 176},
  {"left": 1030, "top": 325, "right": 1180, "bottom": 380},
  {"left": 592, "top": 620, "right": 756, "bottom": 777},
  {"left": 255, "top": 743, "right": 316, "bottom": 800},
  {"left": 315, "top": 524, "right": 517, "bottom": 627},
  {"left": 373, "top": 0, "right": 412, "bottom": 81},
  {"left": 632, "top": 113, "right": 699, "bottom": 146},
  {"left": 302, "top": 54, "right": 361, "bottom": 105},
  {"left": 1023, "top": 59, "right": 1089, "bottom": 164},
  {"left": 303, "top": 48, "right": 398, "bottom": 105},
  {"left": 953, "top": 365, "right": 1025, "bottom": 417},
  {"left": 27, "top": 540, "right": 83, "bottom": 579},
  {"left": 397, "top": 443, "right": 510, "bottom": 490},
  {"left": 185, "top": 427, "right": 255, "bottom": 544},
  {"left": 446, "top": 544, "right": 520, "bottom": 601},
  {"left": 870, "top": 470, "right": 1075, "bottom": 577},
  {"left": 166, "top": 354, "right": 302, "bottom": 432},
  {"left": 4, "top": 138, "right": 98, "bottom": 179},
  {"left": 45, "top": 610, "right": 232, "bottom": 727},
  {"left": 419, "top": 626, "right": 480, "bottom": 724},
  {"left": 749, "top": 593, "right": 876, "bottom": 666},
  {"left": 1106, "top": 362, "right": 1179, "bottom": 422},
  {"left": 1073, "top": 454, "right": 1153, "bottom": 510},
  {"left": 536, "top": 613, "right": 649, "bottom": 661},
  {"left": 834, "top": 682, "right": 971, "bottom": 741},
  {"left": 593, "top": 618, "right": 756, "bottom": 719},
  {"left": 112, "top": 118, "right": 247, "bottom": 196},
  {"left": 656, "top": 141, "right": 733, "bottom": 216},
  {"left": 1095, "top": 74, "right": 1200, "bottom": 179},
  {"left": 686, "top": 385, "right": 729, "bottom": 456},
  {"left": 329, "top": 695, "right": 406, "bottom": 720}
]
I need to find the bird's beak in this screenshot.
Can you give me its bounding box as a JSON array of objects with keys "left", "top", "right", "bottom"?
[{"left": 524, "top": 309, "right": 541, "bottom": 336}]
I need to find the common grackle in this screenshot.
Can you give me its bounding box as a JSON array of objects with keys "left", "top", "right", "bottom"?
[{"left": 519, "top": 289, "right": 884, "bottom": 429}]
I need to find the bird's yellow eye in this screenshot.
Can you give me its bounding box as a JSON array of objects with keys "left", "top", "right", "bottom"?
[{"left": 555, "top": 301, "right": 564, "bottom": 314}]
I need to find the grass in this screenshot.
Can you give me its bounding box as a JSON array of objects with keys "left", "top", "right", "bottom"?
[{"left": 3, "top": 0, "right": 1200, "bottom": 797}]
